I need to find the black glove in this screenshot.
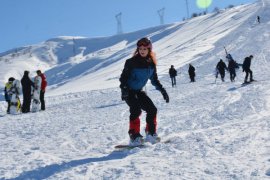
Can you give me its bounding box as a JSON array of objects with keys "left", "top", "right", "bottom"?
[
  {"left": 161, "top": 88, "right": 169, "bottom": 103},
  {"left": 121, "top": 87, "right": 129, "bottom": 101}
]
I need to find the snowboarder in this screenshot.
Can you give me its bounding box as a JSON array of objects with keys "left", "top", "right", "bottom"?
[
  {"left": 216, "top": 59, "right": 228, "bottom": 82},
  {"left": 242, "top": 55, "right": 254, "bottom": 83},
  {"left": 169, "top": 65, "right": 177, "bottom": 87},
  {"left": 32, "top": 74, "right": 42, "bottom": 112},
  {"left": 21, "top": 71, "right": 34, "bottom": 113},
  {"left": 4, "top": 77, "right": 15, "bottom": 114},
  {"left": 36, "top": 70, "right": 47, "bottom": 111},
  {"left": 188, "top": 64, "right": 196, "bottom": 82},
  {"left": 119, "top": 37, "right": 169, "bottom": 146}
]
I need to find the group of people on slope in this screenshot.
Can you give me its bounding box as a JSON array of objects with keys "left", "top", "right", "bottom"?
[
  {"left": 4, "top": 70, "right": 47, "bottom": 114},
  {"left": 169, "top": 64, "right": 196, "bottom": 87},
  {"left": 169, "top": 53, "right": 254, "bottom": 86},
  {"left": 216, "top": 54, "right": 254, "bottom": 83}
]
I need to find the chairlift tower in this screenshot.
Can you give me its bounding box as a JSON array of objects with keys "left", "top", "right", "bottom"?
[
  {"left": 205, "top": 0, "right": 208, "bottom": 13},
  {"left": 72, "top": 38, "right": 76, "bottom": 56},
  {"left": 115, "top": 13, "right": 123, "bottom": 34},
  {"left": 157, "top": 8, "right": 165, "bottom": 25},
  {"left": 185, "top": 0, "right": 190, "bottom": 19}
]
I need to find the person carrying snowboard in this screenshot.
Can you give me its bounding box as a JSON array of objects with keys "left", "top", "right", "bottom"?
[
  {"left": 216, "top": 59, "right": 228, "bottom": 82},
  {"left": 224, "top": 47, "right": 239, "bottom": 82},
  {"left": 226, "top": 54, "right": 239, "bottom": 82},
  {"left": 188, "top": 64, "right": 196, "bottom": 82},
  {"left": 227, "top": 59, "right": 238, "bottom": 82},
  {"left": 242, "top": 55, "right": 254, "bottom": 83},
  {"left": 21, "top": 71, "right": 34, "bottom": 113},
  {"left": 119, "top": 37, "right": 169, "bottom": 146},
  {"left": 4, "top": 77, "right": 15, "bottom": 114},
  {"left": 169, "top": 65, "right": 177, "bottom": 87}
]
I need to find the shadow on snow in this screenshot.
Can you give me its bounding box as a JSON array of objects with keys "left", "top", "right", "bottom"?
[{"left": 9, "top": 151, "right": 128, "bottom": 180}]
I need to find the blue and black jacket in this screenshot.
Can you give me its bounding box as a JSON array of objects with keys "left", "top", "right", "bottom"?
[{"left": 119, "top": 55, "right": 164, "bottom": 92}]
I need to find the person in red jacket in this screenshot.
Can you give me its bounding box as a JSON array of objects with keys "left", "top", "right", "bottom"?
[{"left": 36, "top": 70, "right": 47, "bottom": 110}]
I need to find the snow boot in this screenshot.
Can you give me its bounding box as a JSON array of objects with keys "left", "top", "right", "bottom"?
[
  {"left": 145, "top": 133, "right": 160, "bottom": 144},
  {"left": 129, "top": 133, "right": 144, "bottom": 147}
]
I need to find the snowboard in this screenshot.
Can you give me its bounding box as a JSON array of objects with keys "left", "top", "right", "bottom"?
[
  {"left": 9, "top": 96, "right": 21, "bottom": 115},
  {"left": 114, "top": 137, "right": 161, "bottom": 150},
  {"left": 31, "top": 89, "right": 40, "bottom": 112},
  {"left": 241, "top": 80, "right": 257, "bottom": 86},
  {"left": 32, "top": 76, "right": 42, "bottom": 112},
  {"left": 114, "top": 144, "right": 145, "bottom": 150}
]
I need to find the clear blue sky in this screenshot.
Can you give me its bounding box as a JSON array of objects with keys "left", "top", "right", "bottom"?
[{"left": 0, "top": 0, "right": 256, "bottom": 53}]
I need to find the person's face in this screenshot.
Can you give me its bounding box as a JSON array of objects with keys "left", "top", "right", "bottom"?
[{"left": 138, "top": 46, "right": 149, "bottom": 57}]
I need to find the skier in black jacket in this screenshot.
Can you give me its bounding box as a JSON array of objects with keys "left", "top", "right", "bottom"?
[
  {"left": 225, "top": 52, "right": 239, "bottom": 82},
  {"left": 188, "top": 64, "right": 196, "bottom": 82},
  {"left": 227, "top": 59, "right": 238, "bottom": 82},
  {"left": 216, "top": 59, "right": 228, "bottom": 82},
  {"left": 169, "top": 65, "right": 177, "bottom": 87},
  {"left": 257, "top": 16, "right": 260, "bottom": 24},
  {"left": 242, "top": 55, "right": 254, "bottom": 83},
  {"left": 119, "top": 37, "right": 169, "bottom": 146},
  {"left": 21, "top": 71, "right": 34, "bottom": 113}
]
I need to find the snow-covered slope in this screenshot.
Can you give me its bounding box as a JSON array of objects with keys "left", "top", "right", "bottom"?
[
  {"left": 1, "top": 0, "right": 270, "bottom": 179},
  {"left": 0, "top": 0, "right": 260, "bottom": 96}
]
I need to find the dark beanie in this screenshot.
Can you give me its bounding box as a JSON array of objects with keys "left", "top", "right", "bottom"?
[
  {"left": 8, "top": 77, "right": 15, "bottom": 82},
  {"left": 24, "top": 71, "right": 29, "bottom": 75}
]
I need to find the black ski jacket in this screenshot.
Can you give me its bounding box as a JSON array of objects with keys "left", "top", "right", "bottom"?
[
  {"left": 188, "top": 65, "right": 196, "bottom": 76},
  {"left": 216, "top": 60, "right": 228, "bottom": 73},
  {"left": 242, "top": 57, "right": 251, "bottom": 71},
  {"left": 21, "top": 75, "right": 34, "bottom": 96},
  {"left": 169, "top": 68, "right": 177, "bottom": 78},
  {"left": 228, "top": 60, "right": 238, "bottom": 71},
  {"left": 119, "top": 55, "right": 164, "bottom": 91}
]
